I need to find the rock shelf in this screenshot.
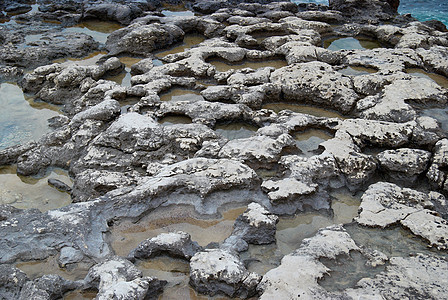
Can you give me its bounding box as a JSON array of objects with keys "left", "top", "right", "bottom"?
[{"left": 0, "top": 0, "right": 448, "bottom": 299}]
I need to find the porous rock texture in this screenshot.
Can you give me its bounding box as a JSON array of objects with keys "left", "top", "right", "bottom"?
[{"left": 1, "top": 0, "right": 448, "bottom": 298}]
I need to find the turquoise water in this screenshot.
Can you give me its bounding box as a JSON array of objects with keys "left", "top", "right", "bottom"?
[
  {"left": 399, "top": 0, "right": 448, "bottom": 26},
  {"left": 292, "top": 0, "right": 448, "bottom": 26}
]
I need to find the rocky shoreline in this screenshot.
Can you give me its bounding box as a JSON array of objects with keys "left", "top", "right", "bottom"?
[{"left": 0, "top": 0, "right": 447, "bottom": 299}]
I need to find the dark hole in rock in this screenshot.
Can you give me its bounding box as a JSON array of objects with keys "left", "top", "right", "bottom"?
[
  {"left": 158, "top": 114, "right": 193, "bottom": 126},
  {"left": 93, "top": 184, "right": 117, "bottom": 195}
]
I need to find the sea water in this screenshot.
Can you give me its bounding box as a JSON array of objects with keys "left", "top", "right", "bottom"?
[
  {"left": 399, "top": 0, "right": 448, "bottom": 26},
  {"left": 292, "top": 0, "right": 448, "bottom": 26}
]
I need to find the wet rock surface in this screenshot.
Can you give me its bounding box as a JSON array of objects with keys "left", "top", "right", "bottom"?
[{"left": 0, "top": 0, "right": 448, "bottom": 298}]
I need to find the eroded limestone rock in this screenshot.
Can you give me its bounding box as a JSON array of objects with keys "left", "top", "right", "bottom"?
[
  {"left": 190, "top": 249, "right": 261, "bottom": 298},
  {"left": 356, "top": 182, "right": 448, "bottom": 249},
  {"left": 129, "top": 231, "right": 202, "bottom": 261},
  {"left": 84, "top": 257, "right": 166, "bottom": 300}
]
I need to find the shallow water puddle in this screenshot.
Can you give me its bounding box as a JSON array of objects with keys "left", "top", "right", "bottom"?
[
  {"left": 153, "top": 59, "right": 165, "bottom": 66},
  {"left": 53, "top": 51, "right": 107, "bottom": 67},
  {"left": 406, "top": 68, "right": 448, "bottom": 88},
  {"left": 0, "top": 82, "right": 59, "bottom": 149},
  {"left": 215, "top": 122, "right": 258, "bottom": 140},
  {"left": 319, "top": 223, "right": 448, "bottom": 292},
  {"left": 158, "top": 115, "right": 193, "bottom": 126},
  {"left": 318, "top": 251, "right": 386, "bottom": 292},
  {"left": 262, "top": 102, "right": 345, "bottom": 119},
  {"left": 110, "top": 205, "right": 247, "bottom": 257},
  {"left": 420, "top": 108, "right": 448, "bottom": 131},
  {"left": 338, "top": 66, "right": 378, "bottom": 76},
  {"left": 64, "top": 290, "right": 97, "bottom": 300},
  {"left": 63, "top": 20, "right": 123, "bottom": 44},
  {"left": 161, "top": 2, "right": 195, "bottom": 17},
  {"left": 243, "top": 189, "right": 361, "bottom": 275},
  {"left": 15, "top": 256, "right": 90, "bottom": 281},
  {"left": 344, "top": 224, "right": 447, "bottom": 258},
  {"left": 208, "top": 58, "right": 288, "bottom": 72},
  {"left": 155, "top": 34, "right": 206, "bottom": 58},
  {"left": 324, "top": 36, "right": 381, "bottom": 51},
  {"left": 251, "top": 30, "right": 290, "bottom": 44},
  {"left": 294, "top": 129, "right": 332, "bottom": 157},
  {"left": 159, "top": 88, "right": 204, "bottom": 102},
  {"left": 119, "top": 97, "right": 140, "bottom": 114},
  {"left": 0, "top": 165, "right": 72, "bottom": 212},
  {"left": 105, "top": 56, "right": 141, "bottom": 87}
]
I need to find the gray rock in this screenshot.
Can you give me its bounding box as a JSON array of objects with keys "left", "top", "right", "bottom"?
[
  {"left": 356, "top": 182, "right": 448, "bottom": 249},
  {"left": 271, "top": 61, "right": 358, "bottom": 113},
  {"left": 84, "top": 257, "right": 166, "bottom": 300},
  {"left": 377, "top": 148, "right": 432, "bottom": 181},
  {"left": 130, "top": 231, "right": 202, "bottom": 261},
  {"left": 222, "top": 203, "right": 278, "bottom": 252},
  {"left": 427, "top": 138, "right": 448, "bottom": 192},
  {"left": 84, "top": 2, "right": 144, "bottom": 25},
  {"left": 130, "top": 58, "right": 154, "bottom": 75},
  {"left": 258, "top": 225, "right": 360, "bottom": 299},
  {"left": 357, "top": 77, "right": 447, "bottom": 122},
  {"left": 400, "top": 210, "right": 448, "bottom": 250},
  {"left": 329, "top": 0, "right": 397, "bottom": 23},
  {"left": 189, "top": 249, "right": 261, "bottom": 298},
  {"left": 346, "top": 254, "right": 448, "bottom": 299},
  {"left": 48, "top": 179, "right": 72, "bottom": 193},
  {"left": 261, "top": 177, "right": 318, "bottom": 202},
  {"left": 106, "top": 23, "right": 184, "bottom": 56},
  {"left": 342, "top": 48, "right": 422, "bottom": 74},
  {"left": 217, "top": 134, "right": 296, "bottom": 164},
  {"left": 0, "top": 142, "right": 37, "bottom": 166},
  {"left": 0, "top": 32, "right": 99, "bottom": 69},
  {"left": 156, "top": 100, "right": 253, "bottom": 126},
  {"left": 417, "top": 46, "right": 448, "bottom": 77},
  {"left": 19, "top": 274, "right": 81, "bottom": 300},
  {"left": 71, "top": 169, "right": 138, "bottom": 202},
  {"left": 58, "top": 246, "right": 84, "bottom": 267},
  {"left": 0, "top": 264, "right": 29, "bottom": 299}
]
